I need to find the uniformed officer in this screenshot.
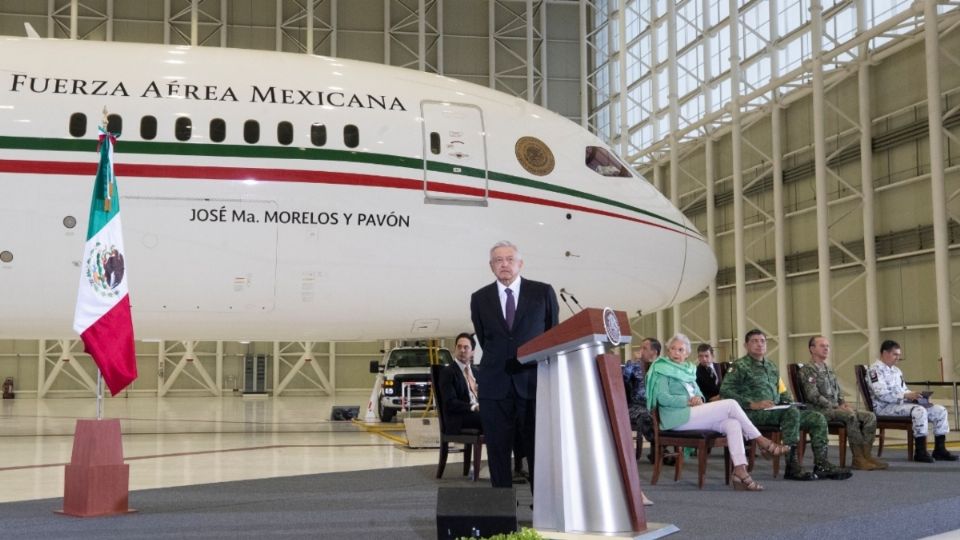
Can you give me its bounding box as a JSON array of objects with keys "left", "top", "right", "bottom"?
[
  {"left": 867, "top": 340, "right": 958, "bottom": 462},
  {"left": 799, "top": 336, "right": 887, "bottom": 470},
  {"left": 720, "top": 329, "right": 852, "bottom": 481}
]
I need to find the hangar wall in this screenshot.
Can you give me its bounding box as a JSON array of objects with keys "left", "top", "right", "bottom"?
[{"left": 634, "top": 21, "right": 960, "bottom": 396}]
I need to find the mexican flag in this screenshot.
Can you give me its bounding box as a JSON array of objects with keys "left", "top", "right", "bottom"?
[{"left": 73, "top": 127, "right": 137, "bottom": 396}]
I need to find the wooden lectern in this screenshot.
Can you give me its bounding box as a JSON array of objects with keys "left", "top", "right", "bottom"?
[{"left": 518, "top": 308, "right": 676, "bottom": 538}]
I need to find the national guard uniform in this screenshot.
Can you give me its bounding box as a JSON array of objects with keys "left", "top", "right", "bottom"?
[
  {"left": 721, "top": 355, "right": 850, "bottom": 480},
  {"left": 623, "top": 361, "right": 654, "bottom": 447},
  {"left": 868, "top": 359, "right": 957, "bottom": 462},
  {"left": 799, "top": 362, "right": 886, "bottom": 469}
]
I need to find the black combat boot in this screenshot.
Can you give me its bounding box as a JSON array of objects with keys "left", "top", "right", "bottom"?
[
  {"left": 812, "top": 445, "right": 853, "bottom": 480},
  {"left": 783, "top": 446, "right": 816, "bottom": 481},
  {"left": 932, "top": 435, "right": 959, "bottom": 461},
  {"left": 914, "top": 436, "right": 935, "bottom": 463}
]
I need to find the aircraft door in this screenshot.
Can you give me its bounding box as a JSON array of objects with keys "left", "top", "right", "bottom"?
[{"left": 421, "top": 101, "right": 488, "bottom": 206}]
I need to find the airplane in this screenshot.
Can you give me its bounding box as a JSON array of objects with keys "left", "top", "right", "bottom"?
[{"left": 0, "top": 35, "right": 716, "bottom": 342}]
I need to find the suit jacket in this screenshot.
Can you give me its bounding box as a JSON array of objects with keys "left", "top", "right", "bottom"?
[
  {"left": 653, "top": 373, "right": 704, "bottom": 430},
  {"left": 438, "top": 362, "right": 478, "bottom": 434},
  {"left": 470, "top": 278, "right": 559, "bottom": 400},
  {"left": 696, "top": 363, "right": 721, "bottom": 401}
]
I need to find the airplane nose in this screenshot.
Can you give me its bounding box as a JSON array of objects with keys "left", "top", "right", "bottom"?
[{"left": 672, "top": 236, "right": 717, "bottom": 304}]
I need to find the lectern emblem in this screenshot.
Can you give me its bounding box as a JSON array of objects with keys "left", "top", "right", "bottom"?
[{"left": 602, "top": 307, "right": 621, "bottom": 346}]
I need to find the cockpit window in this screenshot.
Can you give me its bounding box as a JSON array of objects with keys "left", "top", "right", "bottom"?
[{"left": 585, "top": 146, "right": 633, "bottom": 177}]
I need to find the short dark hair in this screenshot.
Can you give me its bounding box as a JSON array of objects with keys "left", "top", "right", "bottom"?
[
  {"left": 645, "top": 338, "right": 662, "bottom": 355},
  {"left": 745, "top": 329, "right": 766, "bottom": 343},
  {"left": 880, "top": 339, "right": 900, "bottom": 354},
  {"left": 697, "top": 343, "right": 713, "bottom": 354},
  {"left": 455, "top": 332, "right": 475, "bottom": 349},
  {"left": 808, "top": 335, "right": 824, "bottom": 349}
]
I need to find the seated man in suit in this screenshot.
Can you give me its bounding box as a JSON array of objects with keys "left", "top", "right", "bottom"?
[
  {"left": 695, "top": 343, "right": 722, "bottom": 402},
  {"left": 439, "top": 332, "right": 482, "bottom": 434}
]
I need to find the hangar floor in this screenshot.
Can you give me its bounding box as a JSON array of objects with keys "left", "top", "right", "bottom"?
[
  {"left": 1, "top": 395, "right": 959, "bottom": 539},
  {"left": 0, "top": 393, "right": 438, "bottom": 504}
]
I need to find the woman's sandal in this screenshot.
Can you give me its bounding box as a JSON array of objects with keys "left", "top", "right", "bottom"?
[
  {"left": 732, "top": 468, "right": 764, "bottom": 491},
  {"left": 758, "top": 438, "right": 790, "bottom": 459}
]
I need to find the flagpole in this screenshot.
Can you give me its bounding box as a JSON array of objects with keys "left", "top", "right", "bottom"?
[{"left": 96, "top": 369, "right": 103, "bottom": 420}]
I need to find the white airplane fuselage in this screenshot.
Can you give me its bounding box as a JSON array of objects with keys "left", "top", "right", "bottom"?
[{"left": 0, "top": 37, "right": 716, "bottom": 341}]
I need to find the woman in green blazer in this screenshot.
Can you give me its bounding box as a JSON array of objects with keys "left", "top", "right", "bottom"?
[{"left": 647, "top": 333, "right": 788, "bottom": 491}]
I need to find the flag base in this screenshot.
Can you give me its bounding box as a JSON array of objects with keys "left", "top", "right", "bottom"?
[{"left": 57, "top": 419, "right": 136, "bottom": 517}]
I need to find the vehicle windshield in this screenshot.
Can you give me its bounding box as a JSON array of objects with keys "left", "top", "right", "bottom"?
[
  {"left": 585, "top": 146, "right": 633, "bottom": 177},
  {"left": 386, "top": 349, "right": 452, "bottom": 369}
]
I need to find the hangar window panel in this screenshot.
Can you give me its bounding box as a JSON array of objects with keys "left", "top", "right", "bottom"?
[
  {"left": 627, "top": 43, "right": 644, "bottom": 82},
  {"left": 710, "top": 77, "right": 731, "bottom": 111},
  {"left": 140, "top": 115, "right": 157, "bottom": 140},
  {"left": 655, "top": 20, "right": 668, "bottom": 66},
  {"left": 680, "top": 95, "right": 705, "bottom": 129},
  {"left": 106, "top": 114, "right": 122, "bottom": 136},
  {"left": 778, "top": 34, "right": 809, "bottom": 75},
  {"left": 175, "top": 117, "right": 192, "bottom": 141},
  {"left": 743, "top": 57, "right": 771, "bottom": 93},
  {"left": 676, "top": 2, "right": 700, "bottom": 50},
  {"left": 244, "top": 120, "right": 259, "bottom": 144},
  {"left": 344, "top": 125, "right": 359, "bottom": 148},
  {"left": 741, "top": 1, "right": 770, "bottom": 59},
  {"left": 708, "top": 0, "right": 729, "bottom": 26},
  {"left": 826, "top": 5, "right": 857, "bottom": 49},
  {"left": 779, "top": 0, "right": 810, "bottom": 35},
  {"left": 677, "top": 45, "right": 703, "bottom": 98},
  {"left": 625, "top": 4, "right": 641, "bottom": 41},
  {"left": 69, "top": 113, "right": 86, "bottom": 138},
  {"left": 310, "top": 123, "right": 327, "bottom": 146},
  {"left": 277, "top": 121, "right": 293, "bottom": 145},
  {"left": 870, "top": 0, "right": 912, "bottom": 24},
  {"left": 709, "top": 30, "right": 730, "bottom": 79},
  {"left": 209, "top": 118, "right": 226, "bottom": 143}
]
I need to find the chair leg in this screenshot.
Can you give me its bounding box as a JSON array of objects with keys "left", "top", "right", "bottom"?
[
  {"left": 723, "top": 447, "right": 731, "bottom": 485},
  {"left": 697, "top": 443, "right": 708, "bottom": 489},
  {"left": 906, "top": 432, "right": 914, "bottom": 462},
  {"left": 797, "top": 430, "right": 807, "bottom": 464},
  {"left": 673, "top": 447, "right": 683, "bottom": 483},
  {"left": 747, "top": 440, "right": 756, "bottom": 472},
  {"left": 635, "top": 431, "right": 643, "bottom": 461},
  {"left": 437, "top": 441, "right": 449, "bottom": 479},
  {"left": 878, "top": 428, "right": 885, "bottom": 456},
  {"left": 838, "top": 431, "right": 847, "bottom": 467},
  {"left": 472, "top": 441, "right": 483, "bottom": 481},
  {"left": 462, "top": 444, "right": 472, "bottom": 477},
  {"left": 651, "top": 445, "right": 662, "bottom": 485},
  {"left": 772, "top": 432, "right": 781, "bottom": 478}
]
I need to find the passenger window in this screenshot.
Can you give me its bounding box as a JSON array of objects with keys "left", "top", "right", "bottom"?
[
  {"left": 209, "top": 118, "right": 226, "bottom": 143},
  {"left": 429, "top": 132, "right": 440, "bottom": 155},
  {"left": 140, "top": 115, "right": 157, "bottom": 140},
  {"left": 584, "top": 146, "right": 632, "bottom": 177},
  {"left": 344, "top": 125, "right": 359, "bottom": 148},
  {"left": 175, "top": 117, "right": 192, "bottom": 141},
  {"left": 311, "top": 123, "right": 327, "bottom": 146},
  {"left": 244, "top": 120, "right": 260, "bottom": 144},
  {"left": 277, "top": 121, "right": 293, "bottom": 146},
  {"left": 69, "top": 113, "right": 87, "bottom": 138},
  {"left": 106, "top": 114, "right": 122, "bottom": 136}
]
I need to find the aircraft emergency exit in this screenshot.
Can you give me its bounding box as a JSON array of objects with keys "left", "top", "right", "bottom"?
[{"left": 0, "top": 36, "right": 716, "bottom": 341}]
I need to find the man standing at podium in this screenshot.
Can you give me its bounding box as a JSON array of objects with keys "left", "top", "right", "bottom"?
[{"left": 471, "top": 241, "right": 559, "bottom": 489}]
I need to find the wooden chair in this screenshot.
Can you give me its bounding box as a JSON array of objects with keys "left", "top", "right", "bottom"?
[
  {"left": 787, "top": 363, "right": 848, "bottom": 467},
  {"left": 854, "top": 364, "right": 914, "bottom": 460},
  {"left": 650, "top": 408, "right": 731, "bottom": 489},
  {"left": 430, "top": 364, "right": 484, "bottom": 480}
]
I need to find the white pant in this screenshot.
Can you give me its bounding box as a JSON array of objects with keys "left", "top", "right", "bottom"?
[
  {"left": 672, "top": 399, "right": 761, "bottom": 467},
  {"left": 875, "top": 403, "right": 950, "bottom": 437}
]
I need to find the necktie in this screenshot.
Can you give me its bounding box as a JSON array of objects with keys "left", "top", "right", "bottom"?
[
  {"left": 711, "top": 365, "right": 719, "bottom": 385},
  {"left": 464, "top": 366, "right": 478, "bottom": 402},
  {"left": 505, "top": 288, "right": 516, "bottom": 330}
]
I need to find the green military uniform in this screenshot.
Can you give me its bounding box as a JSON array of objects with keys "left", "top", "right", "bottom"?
[
  {"left": 799, "top": 362, "right": 887, "bottom": 469},
  {"left": 720, "top": 355, "right": 851, "bottom": 480}
]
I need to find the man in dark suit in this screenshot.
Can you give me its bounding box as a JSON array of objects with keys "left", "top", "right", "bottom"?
[
  {"left": 439, "top": 332, "right": 482, "bottom": 434},
  {"left": 470, "top": 240, "right": 559, "bottom": 489},
  {"left": 695, "top": 343, "right": 722, "bottom": 402}
]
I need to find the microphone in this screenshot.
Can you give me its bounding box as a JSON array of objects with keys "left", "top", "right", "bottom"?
[
  {"left": 558, "top": 289, "right": 577, "bottom": 315},
  {"left": 560, "top": 288, "right": 584, "bottom": 312}
]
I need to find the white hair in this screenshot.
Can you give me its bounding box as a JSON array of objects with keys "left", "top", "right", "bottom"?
[
  {"left": 667, "top": 333, "right": 691, "bottom": 353},
  {"left": 489, "top": 240, "right": 522, "bottom": 261}
]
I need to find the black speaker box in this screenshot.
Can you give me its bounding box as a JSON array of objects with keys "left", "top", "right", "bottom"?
[
  {"left": 436, "top": 487, "right": 517, "bottom": 540},
  {"left": 330, "top": 406, "right": 359, "bottom": 421}
]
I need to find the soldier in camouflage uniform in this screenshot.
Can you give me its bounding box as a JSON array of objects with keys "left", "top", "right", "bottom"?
[
  {"left": 799, "top": 336, "right": 887, "bottom": 470},
  {"left": 720, "top": 329, "right": 852, "bottom": 481},
  {"left": 623, "top": 338, "right": 660, "bottom": 463}
]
